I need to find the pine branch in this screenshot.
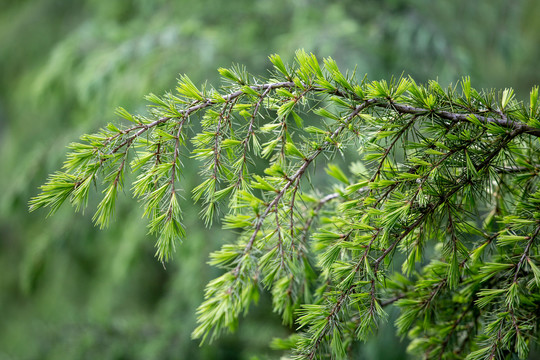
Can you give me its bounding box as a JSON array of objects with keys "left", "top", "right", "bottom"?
[
  {"left": 385, "top": 102, "right": 540, "bottom": 138},
  {"left": 31, "top": 51, "right": 540, "bottom": 360}
]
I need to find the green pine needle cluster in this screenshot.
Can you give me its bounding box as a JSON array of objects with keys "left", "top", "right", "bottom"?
[{"left": 30, "top": 50, "right": 540, "bottom": 359}]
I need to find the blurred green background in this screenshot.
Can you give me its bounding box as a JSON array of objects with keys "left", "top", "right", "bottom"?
[{"left": 1, "top": 0, "right": 540, "bottom": 359}]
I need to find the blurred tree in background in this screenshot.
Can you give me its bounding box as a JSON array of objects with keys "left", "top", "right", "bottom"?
[{"left": 1, "top": 0, "right": 540, "bottom": 359}]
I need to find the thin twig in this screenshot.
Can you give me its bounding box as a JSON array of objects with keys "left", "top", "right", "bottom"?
[
  {"left": 236, "top": 100, "right": 376, "bottom": 266},
  {"left": 513, "top": 224, "right": 540, "bottom": 283}
]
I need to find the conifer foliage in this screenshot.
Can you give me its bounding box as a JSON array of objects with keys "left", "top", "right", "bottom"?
[{"left": 30, "top": 51, "right": 540, "bottom": 359}]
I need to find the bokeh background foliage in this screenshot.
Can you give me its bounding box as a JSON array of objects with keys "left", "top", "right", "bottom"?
[{"left": 1, "top": 0, "right": 540, "bottom": 359}]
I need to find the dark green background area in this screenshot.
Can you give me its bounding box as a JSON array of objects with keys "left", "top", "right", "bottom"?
[{"left": 1, "top": 1, "right": 539, "bottom": 358}]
